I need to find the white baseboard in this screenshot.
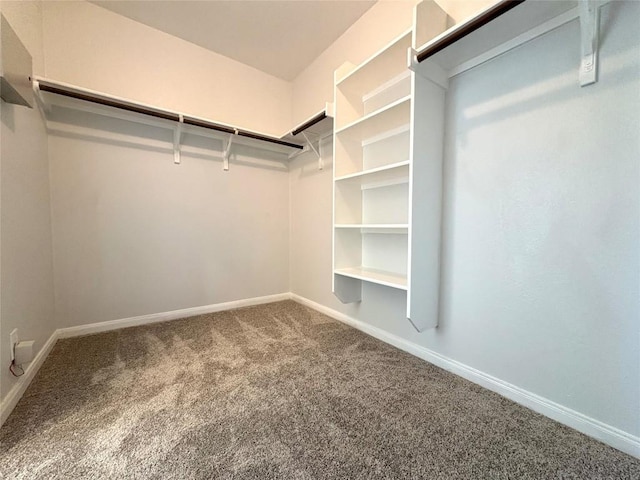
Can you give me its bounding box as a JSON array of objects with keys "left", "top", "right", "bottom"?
[
  {"left": 1, "top": 293, "right": 291, "bottom": 426},
  {"left": 57, "top": 293, "right": 291, "bottom": 339},
  {"left": 4, "top": 292, "right": 638, "bottom": 459},
  {"left": 291, "top": 293, "right": 640, "bottom": 459},
  {"left": 0, "top": 328, "right": 59, "bottom": 426}
]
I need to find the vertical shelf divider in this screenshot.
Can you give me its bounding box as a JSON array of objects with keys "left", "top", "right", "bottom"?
[{"left": 332, "top": 0, "right": 448, "bottom": 331}]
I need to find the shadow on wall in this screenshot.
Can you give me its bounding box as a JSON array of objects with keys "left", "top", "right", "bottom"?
[
  {"left": 45, "top": 105, "right": 289, "bottom": 173},
  {"left": 452, "top": 4, "right": 633, "bottom": 144},
  {"left": 1, "top": 101, "right": 16, "bottom": 131},
  {"left": 436, "top": 1, "right": 639, "bottom": 338}
]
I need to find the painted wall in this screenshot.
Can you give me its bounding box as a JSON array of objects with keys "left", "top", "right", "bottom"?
[
  {"left": 48, "top": 115, "right": 290, "bottom": 328},
  {"left": 41, "top": 0, "right": 292, "bottom": 137},
  {"left": 291, "top": 0, "right": 419, "bottom": 126},
  {"left": 290, "top": 1, "right": 640, "bottom": 442},
  {"left": 290, "top": 0, "right": 497, "bottom": 126},
  {"left": 0, "top": 1, "right": 56, "bottom": 404}
]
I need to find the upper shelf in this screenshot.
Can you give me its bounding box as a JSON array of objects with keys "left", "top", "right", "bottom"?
[
  {"left": 337, "top": 30, "right": 412, "bottom": 94},
  {"left": 415, "top": 0, "right": 577, "bottom": 75},
  {"left": 33, "top": 77, "right": 307, "bottom": 155}
]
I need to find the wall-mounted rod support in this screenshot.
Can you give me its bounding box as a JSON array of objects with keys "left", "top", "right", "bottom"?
[
  {"left": 579, "top": 0, "right": 599, "bottom": 87},
  {"left": 416, "top": 0, "right": 526, "bottom": 63},
  {"left": 291, "top": 111, "right": 327, "bottom": 136},
  {"left": 301, "top": 131, "right": 323, "bottom": 170},
  {"left": 32, "top": 79, "right": 50, "bottom": 115},
  {"left": 174, "top": 114, "right": 184, "bottom": 164},
  {"left": 222, "top": 134, "right": 236, "bottom": 171}
]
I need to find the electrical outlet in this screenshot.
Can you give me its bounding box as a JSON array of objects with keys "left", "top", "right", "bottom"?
[{"left": 9, "top": 329, "right": 18, "bottom": 362}]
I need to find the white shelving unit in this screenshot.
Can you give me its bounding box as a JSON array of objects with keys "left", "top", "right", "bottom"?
[{"left": 332, "top": 10, "right": 448, "bottom": 331}]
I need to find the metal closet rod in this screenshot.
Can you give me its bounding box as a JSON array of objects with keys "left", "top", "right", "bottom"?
[
  {"left": 416, "top": 0, "right": 526, "bottom": 63},
  {"left": 290, "top": 111, "right": 327, "bottom": 136},
  {"left": 36, "top": 80, "right": 304, "bottom": 150}
]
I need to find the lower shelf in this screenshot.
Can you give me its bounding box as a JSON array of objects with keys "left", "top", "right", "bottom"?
[{"left": 334, "top": 267, "right": 407, "bottom": 290}]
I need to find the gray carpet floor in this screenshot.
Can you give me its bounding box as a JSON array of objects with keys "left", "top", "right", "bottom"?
[{"left": 1, "top": 300, "right": 638, "bottom": 479}]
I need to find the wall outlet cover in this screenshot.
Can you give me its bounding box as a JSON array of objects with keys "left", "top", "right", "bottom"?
[{"left": 14, "top": 340, "right": 35, "bottom": 365}]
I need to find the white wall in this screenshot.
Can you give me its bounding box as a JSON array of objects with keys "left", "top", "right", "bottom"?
[
  {"left": 48, "top": 116, "right": 290, "bottom": 328},
  {"left": 290, "top": 0, "right": 640, "bottom": 444},
  {"left": 290, "top": 0, "right": 498, "bottom": 126},
  {"left": 41, "top": 0, "right": 292, "bottom": 137},
  {"left": 0, "top": 0, "right": 55, "bottom": 404},
  {"left": 292, "top": 0, "right": 419, "bottom": 126}
]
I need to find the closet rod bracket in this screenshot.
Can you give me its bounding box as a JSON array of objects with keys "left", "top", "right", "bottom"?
[
  {"left": 408, "top": 48, "right": 448, "bottom": 90},
  {"left": 173, "top": 114, "right": 184, "bottom": 164},
  {"left": 579, "top": 0, "right": 600, "bottom": 87},
  {"left": 31, "top": 79, "right": 51, "bottom": 115},
  {"left": 223, "top": 132, "right": 237, "bottom": 171},
  {"left": 302, "top": 131, "right": 323, "bottom": 170}
]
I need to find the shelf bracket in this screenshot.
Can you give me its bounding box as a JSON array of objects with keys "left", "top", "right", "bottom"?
[
  {"left": 222, "top": 132, "right": 235, "bottom": 171},
  {"left": 302, "top": 131, "right": 323, "bottom": 170},
  {"left": 288, "top": 144, "right": 310, "bottom": 160},
  {"left": 173, "top": 114, "right": 183, "bottom": 164},
  {"left": 408, "top": 48, "right": 448, "bottom": 90},
  {"left": 31, "top": 79, "right": 51, "bottom": 115},
  {"left": 579, "top": 0, "right": 600, "bottom": 87}
]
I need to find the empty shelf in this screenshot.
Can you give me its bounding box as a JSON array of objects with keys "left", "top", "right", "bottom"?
[
  {"left": 334, "top": 267, "right": 408, "bottom": 290},
  {"left": 335, "top": 96, "right": 411, "bottom": 137},
  {"left": 335, "top": 160, "right": 410, "bottom": 185},
  {"left": 335, "top": 224, "right": 408, "bottom": 234}
]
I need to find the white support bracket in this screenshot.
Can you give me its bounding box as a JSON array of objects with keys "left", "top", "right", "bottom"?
[
  {"left": 579, "top": 0, "right": 600, "bottom": 87},
  {"left": 287, "top": 131, "right": 328, "bottom": 171},
  {"left": 31, "top": 79, "right": 51, "bottom": 115},
  {"left": 173, "top": 114, "right": 183, "bottom": 164},
  {"left": 302, "top": 131, "right": 323, "bottom": 170},
  {"left": 222, "top": 131, "right": 236, "bottom": 171},
  {"left": 407, "top": 47, "right": 449, "bottom": 90}
]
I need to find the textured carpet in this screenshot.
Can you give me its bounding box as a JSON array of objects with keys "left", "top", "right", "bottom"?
[{"left": 1, "top": 300, "right": 638, "bottom": 479}]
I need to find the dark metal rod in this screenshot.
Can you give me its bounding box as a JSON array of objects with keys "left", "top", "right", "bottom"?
[
  {"left": 183, "top": 117, "right": 236, "bottom": 135},
  {"left": 238, "top": 130, "right": 304, "bottom": 149},
  {"left": 38, "top": 83, "right": 180, "bottom": 122},
  {"left": 416, "top": 0, "right": 526, "bottom": 63},
  {"left": 38, "top": 80, "right": 304, "bottom": 150},
  {"left": 291, "top": 111, "right": 327, "bottom": 136}
]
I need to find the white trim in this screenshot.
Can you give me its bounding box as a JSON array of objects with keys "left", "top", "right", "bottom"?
[
  {"left": 0, "top": 293, "right": 291, "bottom": 426},
  {"left": 57, "top": 293, "right": 290, "bottom": 339},
  {"left": 4, "top": 293, "right": 638, "bottom": 459},
  {"left": 290, "top": 294, "right": 640, "bottom": 459},
  {"left": 0, "top": 329, "right": 60, "bottom": 426}
]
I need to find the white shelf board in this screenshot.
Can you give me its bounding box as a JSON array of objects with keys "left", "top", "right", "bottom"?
[
  {"left": 337, "top": 30, "right": 412, "bottom": 92},
  {"left": 334, "top": 267, "right": 408, "bottom": 290},
  {"left": 415, "top": 0, "right": 576, "bottom": 75},
  {"left": 335, "top": 224, "right": 409, "bottom": 234},
  {"left": 362, "top": 70, "right": 411, "bottom": 104},
  {"left": 34, "top": 76, "right": 306, "bottom": 156},
  {"left": 335, "top": 96, "right": 411, "bottom": 137},
  {"left": 361, "top": 124, "right": 410, "bottom": 148},
  {"left": 335, "top": 160, "right": 410, "bottom": 186}
]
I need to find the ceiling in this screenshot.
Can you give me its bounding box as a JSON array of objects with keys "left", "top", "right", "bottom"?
[{"left": 90, "top": 1, "right": 377, "bottom": 82}]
